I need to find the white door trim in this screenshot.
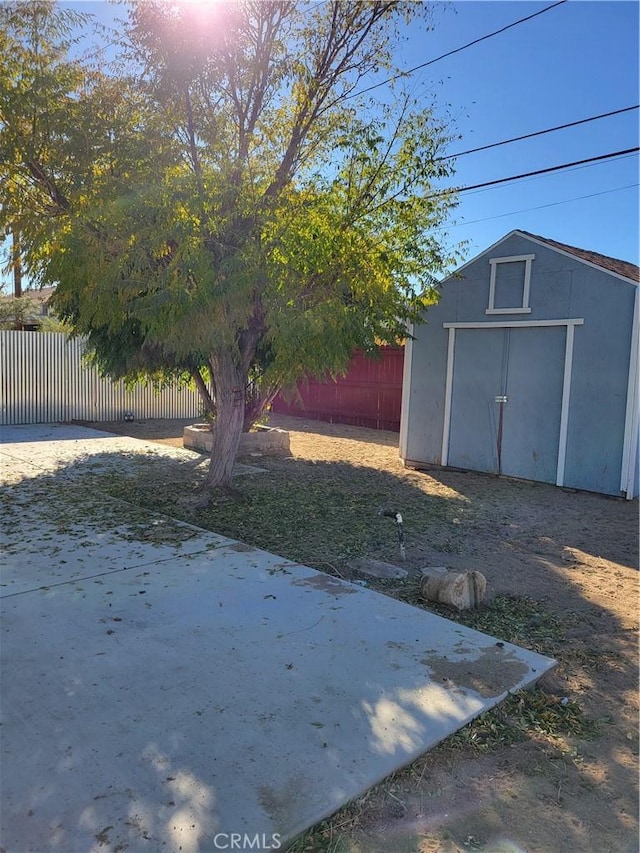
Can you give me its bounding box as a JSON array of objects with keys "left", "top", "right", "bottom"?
[
  {"left": 441, "top": 327, "right": 456, "bottom": 466},
  {"left": 399, "top": 326, "right": 415, "bottom": 462},
  {"left": 620, "top": 287, "right": 639, "bottom": 498},
  {"left": 444, "top": 318, "right": 584, "bottom": 329},
  {"left": 441, "top": 319, "right": 584, "bottom": 483},
  {"left": 556, "top": 323, "right": 576, "bottom": 487}
]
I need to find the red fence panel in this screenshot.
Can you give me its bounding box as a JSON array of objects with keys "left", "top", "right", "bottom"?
[{"left": 271, "top": 346, "right": 404, "bottom": 431}]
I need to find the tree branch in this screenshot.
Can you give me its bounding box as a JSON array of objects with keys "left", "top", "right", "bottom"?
[
  {"left": 263, "top": 1, "right": 396, "bottom": 199},
  {"left": 191, "top": 368, "right": 216, "bottom": 416},
  {"left": 25, "top": 157, "right": 70, "bottom": 213},
  {"left": 183, "top": 84, "right": 205, "bottom": 196}
]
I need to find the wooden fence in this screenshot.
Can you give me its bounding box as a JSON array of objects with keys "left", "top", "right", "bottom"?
[
  {"left": 271, "top": 347, "right": 404, "bottom": 431},
  {"left": 0, "top": 331, "right": 201, "bottom": 426}
]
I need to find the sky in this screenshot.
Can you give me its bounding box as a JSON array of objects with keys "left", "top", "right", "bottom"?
[
  {"left": 396, "top": 0, "right": 639, "bottom": 268},
  {"left": 5, "top": 0, "right": 639, "bottom": 291}
]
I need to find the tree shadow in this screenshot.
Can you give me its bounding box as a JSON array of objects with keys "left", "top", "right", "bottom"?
[
  {"left": 1, "top": 441, "right": 637, "bottom": 853},
  {"left": 73, "top": 418, "right": 196, "bottom": 443},
  {"left": 267, "top": 412, "right": 401, "bottom": 448},
  {"left": 407, "top": 464, "right": 638, "bottom": 570}
]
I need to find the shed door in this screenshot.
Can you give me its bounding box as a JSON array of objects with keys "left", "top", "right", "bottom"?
[
  {"left": 448, "top": 329, "right": 504, "bottom": 473},
  {"left": 447, "top": 326, "right": 565, "bottom": 483}
]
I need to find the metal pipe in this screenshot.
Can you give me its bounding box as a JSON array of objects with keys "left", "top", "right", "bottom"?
[{"left": 379, "top": 508, "right": 406, "bottom": 561}]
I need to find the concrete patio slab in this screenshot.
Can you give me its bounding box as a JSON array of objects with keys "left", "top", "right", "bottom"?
[
  {"left": 0, "top": 426, "right": 556, "bottom": 853},
  {"left": 0, "top": 423, "right": 266, "bottom": 480},
  {"left": 0, "top": 488, "right": 233, "bottom": 596}
]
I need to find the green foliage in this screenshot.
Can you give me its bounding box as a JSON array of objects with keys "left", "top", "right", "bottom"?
[
  {"left": 0, "top": 293, "right": 68, "bottom": 331},
  {"left": 1, "top": 0, "right": 461, "bottom": 473},
  {"left": 0, "top": 294, "right": 38, "bottom": 329},
  {"left": 0, "top": 2, "right": 92, "bottom": 257}
]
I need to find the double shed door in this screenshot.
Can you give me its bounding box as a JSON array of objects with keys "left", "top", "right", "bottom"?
[{"left": 447, "top": 326, "right": 566, "bottom": 483}]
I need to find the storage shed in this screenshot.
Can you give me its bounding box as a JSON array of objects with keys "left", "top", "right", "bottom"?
[{"left": 399, "top": 230, "right": 639, "bottom": 498}]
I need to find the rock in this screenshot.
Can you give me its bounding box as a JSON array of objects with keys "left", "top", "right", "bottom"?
[
  {"left": 420, "top": 568, "right": 486, "bottom": 610},
  {"left": 350, "top": 558, "right": 408, "bottom": 580},
  {"left": 419, "top": 566, "right": 448, "bottom": 576}
]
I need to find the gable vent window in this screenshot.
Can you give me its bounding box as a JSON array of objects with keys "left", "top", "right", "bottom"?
[{"left": 486, "top": 254, "right": 534, "bottom": 314}]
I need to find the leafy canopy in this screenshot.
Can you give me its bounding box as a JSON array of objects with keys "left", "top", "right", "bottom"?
[{"left": 1, "top": 0, "right": 459, "bottom": 393}]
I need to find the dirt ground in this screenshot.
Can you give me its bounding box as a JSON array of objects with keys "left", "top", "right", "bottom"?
[{"left": 86, "top": 414, "right": 639, "bottom": 853}]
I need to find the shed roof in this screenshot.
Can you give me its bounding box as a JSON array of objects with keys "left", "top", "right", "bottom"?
[
  {"left": 519, "top": 231, "right": 639, "bottom": 283},
  {"left": 444, "top": 230, "right": 639, "bottom": 285}
]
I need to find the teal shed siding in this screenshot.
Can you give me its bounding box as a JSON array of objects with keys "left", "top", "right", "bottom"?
[{"left": 400, "top": 231, "right": 638, "bottom": 498}]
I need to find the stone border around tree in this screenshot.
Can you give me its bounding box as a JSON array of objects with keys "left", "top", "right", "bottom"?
[{"left": 184, "top": 423, "right": 291, "bottom": 456}]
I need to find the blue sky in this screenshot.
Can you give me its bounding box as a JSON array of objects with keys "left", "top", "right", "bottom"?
[{"left": 397, "top": 1, "right": 639, "bottom": 268}]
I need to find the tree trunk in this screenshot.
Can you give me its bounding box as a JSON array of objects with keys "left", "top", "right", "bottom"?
[
  {"left": 12, "top": 230, "right": 23, "bottom": 331},
  {"left": 204, "top": 349, "right": 246, "bottom": 492},
  {"left": 12, "top": 230, "right": 22, "bottom": 300}
]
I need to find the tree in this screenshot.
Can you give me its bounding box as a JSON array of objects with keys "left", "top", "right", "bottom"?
[
  {"left": 10, "top": 230, "right": 22, "bottom": 300},
  {"left": 0, "top": 292, "right": 67, "bottom": 332},
  {"left": 0, "top": 1, "right": 89, "bottom": 285},
  {"left": 1, "top": 0, "right": 459, "bottom": 495}
]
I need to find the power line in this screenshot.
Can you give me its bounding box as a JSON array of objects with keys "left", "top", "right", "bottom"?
[
  {"left": 460, "top": 152, "right": 638, "bottom": 199},
  {"left": 439, "top": 106, "right": 640, "bottom": 161},
  {"left": 439, "top": 147, "right": 639, "bottom": 198},
  {"left": 345, "top": 0, "right": 568, "bottom": 101},
  {"left": 447, "top": 183, "right": 639, "bottom": 228}
]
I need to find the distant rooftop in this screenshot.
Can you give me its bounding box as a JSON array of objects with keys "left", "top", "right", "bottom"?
[{"left": 0, "top": 286, "right": 56, "bottom": 303}]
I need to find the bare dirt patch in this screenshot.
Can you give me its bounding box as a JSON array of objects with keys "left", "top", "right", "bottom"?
[{"left": 85, "top": 413, "right": 639, "bottom": 853}]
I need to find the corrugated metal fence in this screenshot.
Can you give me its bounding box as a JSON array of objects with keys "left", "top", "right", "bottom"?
[{"left": 0, "top": 331, "right": 202, "bottom": 425}]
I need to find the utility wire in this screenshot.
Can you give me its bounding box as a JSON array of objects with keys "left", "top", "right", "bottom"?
[
  {"left": 446, "top": 183, "right": 639, "bottom": 228},
  {"left": 459, "top": 152, "right": 638, "bottom": 199},
  {"left": 438, "top": 147, "right": 639, "bottom": 198},
  {"left": 345, "top": 0, "right": 568, "bottom": 101},
  {"left": 439, "top": 106, "right": 640, "bottom": 161}
]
